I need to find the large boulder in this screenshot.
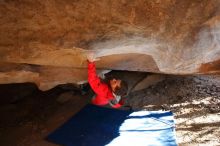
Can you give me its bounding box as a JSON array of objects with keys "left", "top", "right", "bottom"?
[{"left": 0, "top": 0, "right": 220, "bottom": 90}]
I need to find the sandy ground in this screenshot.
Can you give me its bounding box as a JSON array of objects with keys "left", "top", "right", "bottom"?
[
  {"left": 0, "top": 75, "right": 219, "bottom": 146},
  {"left": 127, "top": 75, "right": 220, "bottom": 146}
]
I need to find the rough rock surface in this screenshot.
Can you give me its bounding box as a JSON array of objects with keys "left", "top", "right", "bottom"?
[
  {"left": 132, "top": 74, "right": 166, "bottom": 92},
  {"left": 0, "top": 0, "right": 220, "bottom": 90}
]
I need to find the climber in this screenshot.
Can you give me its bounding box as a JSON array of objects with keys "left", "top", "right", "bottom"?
[{"left": 87, "top": 52, "right": 128, "bottom": 108}]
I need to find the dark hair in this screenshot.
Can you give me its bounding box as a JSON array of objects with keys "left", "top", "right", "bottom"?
[
  {"left": 114, "top": 80, "right": 128, "bottom": 96},
  {"left": 102, "top": 75, "right": 128, "bottom": 96}
]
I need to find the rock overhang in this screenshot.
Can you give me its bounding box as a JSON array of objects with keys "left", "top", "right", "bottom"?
[{"left": 0, "top": 0, "right": 220, "bottom": 90}]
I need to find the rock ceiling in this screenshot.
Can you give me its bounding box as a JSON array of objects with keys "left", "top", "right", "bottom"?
[{"left": 0, "top": 0, "right": 220, "bottom": 90}]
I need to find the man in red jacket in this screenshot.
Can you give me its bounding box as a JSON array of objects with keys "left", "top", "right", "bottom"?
[{"left": 87, "top": 53, "right": 128, "bottom": 108}]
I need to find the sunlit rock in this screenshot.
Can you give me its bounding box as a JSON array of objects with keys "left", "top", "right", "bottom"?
[{"left": 0, "top": 0, "right": 220, "bottom": 90}]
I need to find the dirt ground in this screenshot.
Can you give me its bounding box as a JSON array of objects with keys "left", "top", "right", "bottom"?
[
  {"left": 0, "top": 75, "right": 219, "bottom": 146},
  {"left": 127, "top": 74, "right": 220, "bottom": 146},
  {"left": 0, "top": 85, "right": 90, "bottom": 146}
]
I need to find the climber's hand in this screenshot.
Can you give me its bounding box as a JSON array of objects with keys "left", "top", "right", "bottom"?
[{"left": 87, "top": 52, "right": 100, "bottom": 62}]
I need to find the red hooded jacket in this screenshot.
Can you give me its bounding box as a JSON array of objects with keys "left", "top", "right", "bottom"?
[{"left": 88, "top": 61, "right": 121, "bottom": 108}]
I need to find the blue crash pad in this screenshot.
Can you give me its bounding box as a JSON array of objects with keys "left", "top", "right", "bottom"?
[{"left": 47, "top": 104, "right": 177, "bottom": 146}]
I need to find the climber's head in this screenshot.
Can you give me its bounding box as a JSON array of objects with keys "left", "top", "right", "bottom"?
[{"left": 109, "top": 78, "right": 128, "bottom": 97}]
